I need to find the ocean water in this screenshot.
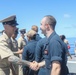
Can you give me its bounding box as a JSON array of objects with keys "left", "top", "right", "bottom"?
[{"left": 67, "top": 37, "right": 76, "bottom": 54}]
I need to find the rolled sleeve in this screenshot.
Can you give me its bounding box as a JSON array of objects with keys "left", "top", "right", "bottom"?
[{"left": 51, "top": 56, "right": 62, "bottom": 63}]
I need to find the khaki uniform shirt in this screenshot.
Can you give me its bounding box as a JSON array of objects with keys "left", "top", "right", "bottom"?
[
  {"left": 17, "top": 37, "right": 27, "bottom": 75},
  {"left": 18, "top": 36, "right": 27, "bottom": 49},
  {"left": 0, "top": 32, "right": 14, "bottom": 75},
  {"left": 11, "top": 37, "right": 18, "bottom": 52}
]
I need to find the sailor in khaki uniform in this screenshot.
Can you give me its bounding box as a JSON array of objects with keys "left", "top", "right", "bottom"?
[
  {"left": 18, "top": 29, "right": 27, "bottom": 50},
  {"left": 16, "top": 29, "right": 27, "bottom": 55},
  {"left": 0, "top": 15, "right": 32, "bottom": 75},
  {"left": 0, "top": 15, "right": 18, "bottom": 75},
  {"left": 17, "top": 29, "right": 27, "bottom": 75}
]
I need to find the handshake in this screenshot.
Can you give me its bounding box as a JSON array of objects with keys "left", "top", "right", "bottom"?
[
  {"left": 8, "top": 55, "right": 45, "bottom": 71},
  {"left": 29, "top": 61, "right": 41, "bottom": 71}
]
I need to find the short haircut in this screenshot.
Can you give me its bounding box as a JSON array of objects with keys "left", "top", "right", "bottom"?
[
  {"left": 60, "top": 35, "right": 66, "bottom": 41},
  {"left": 26, "top": 30, "right": 36, "bottom": 40},
  {"left": 31, "top": 25, "right": 38, "bottom": 32},
  {"left": 44, "top": 15, "right": 56, "bottom": 30}
]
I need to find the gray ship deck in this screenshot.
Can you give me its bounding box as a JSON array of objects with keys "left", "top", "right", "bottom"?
[{"left": 67, "top": 55, "right": 76, "bottom": 75}]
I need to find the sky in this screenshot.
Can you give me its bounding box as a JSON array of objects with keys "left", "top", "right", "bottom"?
[{"left": 0, "top": 0, "right": 76, "bottom": 38}]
